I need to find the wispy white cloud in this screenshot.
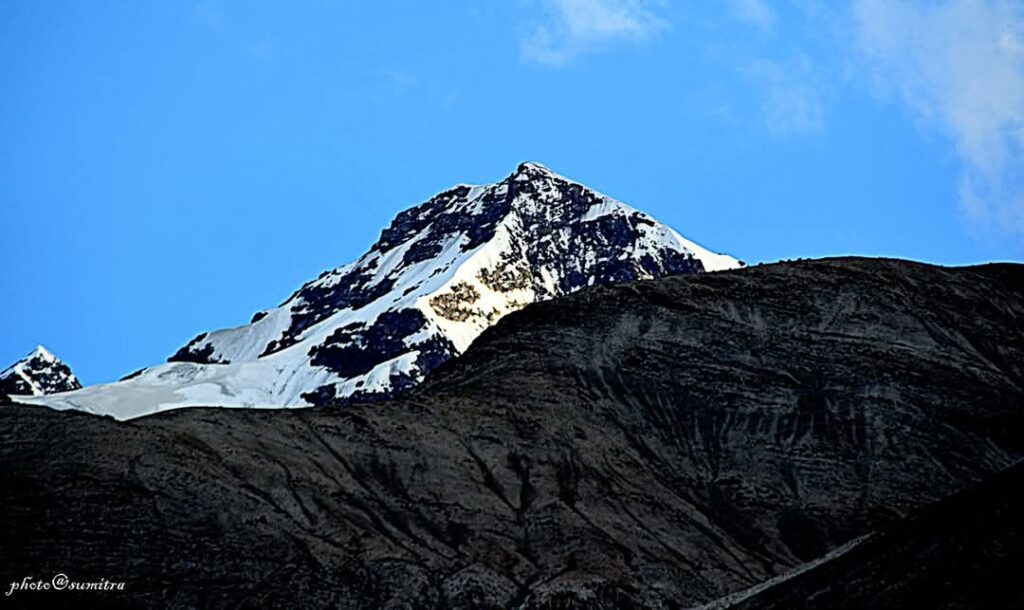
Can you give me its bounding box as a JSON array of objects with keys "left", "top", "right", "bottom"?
[
  {"left": 521, "top": 0, "right": 668, "bottom": 66},
  {"left": 749, "top": 56, "right": 826, "bottom": 136},
  {"left": 731, "top": 0, "right": 777, "bottom": 33},
  {"left": 854, "top": 0, "right": 1024, "bottom": 236}
]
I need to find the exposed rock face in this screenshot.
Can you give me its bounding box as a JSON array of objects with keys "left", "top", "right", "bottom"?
[
  {"left": 2, "top": 258, "right": 1022, "bottom": 608},
  {"left": 0, "top": 346, "right": 81, "bottom": 396},
  {"left": 21, "top": 162, "right": 739, "bottom": 419}
]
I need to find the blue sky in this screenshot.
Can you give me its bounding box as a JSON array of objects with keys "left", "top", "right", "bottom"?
[{"left": 2, "top": 0, "right": 1023, "bottom": 384}]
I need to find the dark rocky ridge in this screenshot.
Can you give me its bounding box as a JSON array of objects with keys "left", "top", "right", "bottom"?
[
  {"left": 729, "top": 459, "right": 1024, "bottom": 610},
  {"left": 2, "top": 258, "right": 1023, "bottom": 608}
]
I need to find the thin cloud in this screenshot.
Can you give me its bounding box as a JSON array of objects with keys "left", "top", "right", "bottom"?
[
  {"left": 854, "top": 0, "right": 1024, "bottom": 236},
  {"left": 243, "top": 39, "right": 277, "bottom": 61},
  {"left": 749, "top": 57, "right": 826, "bottom": 136},
  {"left": 193, "top": 2, "right": 224, "bottom": 30},
  {"left": 373, "top": 70, "right": 459, "bottom": 108},
  {"left": 731, "top": 0, "right": 777, "bottom": 33},
  {"left": 521, "top": 0, "right": 669, "bottom": 66}
]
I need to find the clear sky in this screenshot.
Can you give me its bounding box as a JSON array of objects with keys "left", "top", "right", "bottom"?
[{"left": 2, "top": 1, "right": 1023, "bottom": 384}]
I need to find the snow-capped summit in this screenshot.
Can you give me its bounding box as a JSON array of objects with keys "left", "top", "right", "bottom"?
[
  {"left": 0, "top": 346, "right": 82, "bottom": 397},
  {"left": 23, "top": 162, "right": 740, "bottom": 419}
]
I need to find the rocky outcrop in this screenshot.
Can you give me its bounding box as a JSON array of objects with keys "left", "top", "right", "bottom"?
[{"left": 1, "top": 258, "right": 1022, "bottom": 608}]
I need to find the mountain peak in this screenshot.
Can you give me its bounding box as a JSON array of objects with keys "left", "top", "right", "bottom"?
[
  {"left": 0, "top": 346, "right": 81, "bottom": 397},
  {"left": 31, "top": 345, "right": 56, "bottom": 362},
  {"left": 510, "top": 161, "right": 578, "bottom": 186},
  {"left": 514, "top": 161, "right": 556, "bottom": 176},
  {"left": 24, "top": 164, "right": 739, "bottom": 418}
]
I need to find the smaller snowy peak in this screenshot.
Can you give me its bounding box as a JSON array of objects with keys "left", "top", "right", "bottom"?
[{"left": 0, "top": 346, "right": 82, "bottom": 396}]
